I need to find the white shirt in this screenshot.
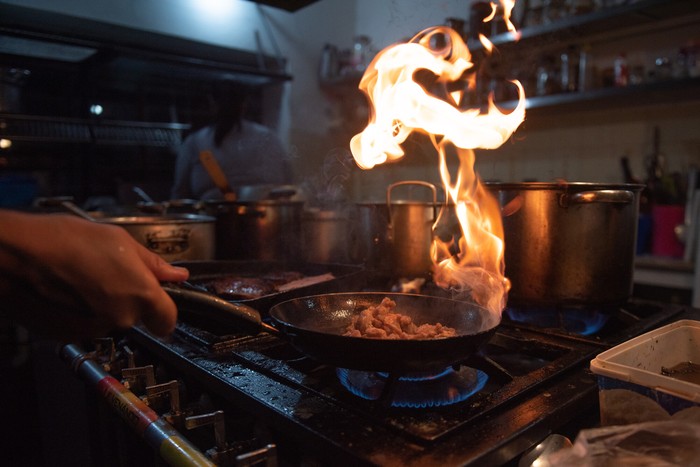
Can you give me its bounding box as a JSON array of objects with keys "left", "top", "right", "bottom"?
[{"left": 171, "top": 120, "right": 292, "bottom": 200}]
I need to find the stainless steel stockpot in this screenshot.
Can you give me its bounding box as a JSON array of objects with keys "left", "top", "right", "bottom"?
[
  {"left": 351, "top": 181, "right": 438, "bottom": 278},
  {"left": 486, "top": 182, "right": 644, "bottom": 306},
  {"left": 202, "top": 199, "right": 304, "bottom": 262}
]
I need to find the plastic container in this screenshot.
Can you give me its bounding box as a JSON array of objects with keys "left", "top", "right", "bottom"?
[{"left": 590, "top": 320, "right": 700, "bottom": 426}]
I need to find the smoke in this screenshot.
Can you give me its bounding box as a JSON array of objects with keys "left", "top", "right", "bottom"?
[{"left": 301, "top": 148, "right": 356, "bottom": 209}]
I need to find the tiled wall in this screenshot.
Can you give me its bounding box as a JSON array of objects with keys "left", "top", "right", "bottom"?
[
  {"left": 478, "top": 101, "right": 700, "bottom": 185},
  {"left": 346, "top": 100, "right": 700, "bottom": 201}
]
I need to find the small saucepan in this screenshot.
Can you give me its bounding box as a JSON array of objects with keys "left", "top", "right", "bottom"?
[{"left": 162, "top": 286, "right": 500, "bottom": 373}]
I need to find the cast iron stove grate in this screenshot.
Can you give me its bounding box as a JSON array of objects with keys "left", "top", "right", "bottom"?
[
  {"left": 502, "top": 297, "right": 687, "bottom": 346},
  {"left": 167, "top": 321, "right": 601, "bottom": 444}
]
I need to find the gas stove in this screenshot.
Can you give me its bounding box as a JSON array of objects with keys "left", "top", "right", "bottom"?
[{"left": 60, "top": 292, "right": 688, "bottom": 466}]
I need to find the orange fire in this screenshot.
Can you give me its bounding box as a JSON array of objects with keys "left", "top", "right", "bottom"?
[{"left": 350, "top": 5, "right": 525, "bottom": 317}]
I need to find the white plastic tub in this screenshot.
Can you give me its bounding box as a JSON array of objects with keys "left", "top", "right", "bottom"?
[{"left": 590, "top": 319, "right": 700, "bottom": 425}]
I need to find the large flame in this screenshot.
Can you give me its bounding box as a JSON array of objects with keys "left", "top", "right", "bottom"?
[{"left": 350, "top": 8, "right": 525, "bottom": 316}]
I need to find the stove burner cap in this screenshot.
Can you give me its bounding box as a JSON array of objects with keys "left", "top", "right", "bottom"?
[
  {"left": 505, "top": 305, "right": 610, "bottom": 336},
  {"left": 336, "top": 367, "right": 488, "bottom": 408}
]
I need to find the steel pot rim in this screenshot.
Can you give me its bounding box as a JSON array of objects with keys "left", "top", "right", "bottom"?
[
  {"left": 203, "top": 199, "right": 304, "bottom": 207},
  {"left": 484, "top": 181, "right": 645, "bottom": 191},
  {"left": 97, "top": 214, "right": 216, "bottom": 225}
]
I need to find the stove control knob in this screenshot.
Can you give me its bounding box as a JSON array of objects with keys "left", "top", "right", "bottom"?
[
  {"left": 121, "top": 365, "right": 156, "bottom": 392},
  {"left": 146, "top": 379, "right": 182, "bottom": 424},
  {"left": 92, "top": 337, "right": 116, "bottom": 371},
  {"left": 121, "top": 345, "right": 136, "bottom": 369},
  {"left": 185, "top": 410, "right": 227, "bottom": 452},
  {"left": 236, "top": 444, "right": 277, "bottom": 467}
]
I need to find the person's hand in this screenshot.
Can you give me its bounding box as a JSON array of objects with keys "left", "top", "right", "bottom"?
[{"left": 0, "top": 210, "right": 189, "bottom": 339}]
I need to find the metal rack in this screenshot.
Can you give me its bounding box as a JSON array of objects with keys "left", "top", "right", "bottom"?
[{"left": 0, "top": 113, "right": 188, "bottom": 147}]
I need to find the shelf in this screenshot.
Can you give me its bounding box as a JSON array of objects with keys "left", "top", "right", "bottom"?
[
  {"left": 321, "top": 1, "right": 700, "bottom": 116},
  {"left": 634, "top": 254, "right": 700, "bottom": 307},
  {"left": 471, "top": 0, "right": 700, "bottom": 114},
  {"left": 635, "top": 267, "right": 694, "bottom": 290},
  {"left": 636, "top": 255, "right": 693, "bottom": 272},
  {"left": 0, "top": 4, "right": 291, "bottom": 147},
  {"left": 0, "top": 3, "right": 293, "bottom": 91},
  {"left": 483, "top": 0, "right": 699, "bottom": 49},
  {"left": 0, "top": 113, "right": 189, "bottom": 147},
  {"left": 492, "top": 76, "right": 700, "bottom": 113}
]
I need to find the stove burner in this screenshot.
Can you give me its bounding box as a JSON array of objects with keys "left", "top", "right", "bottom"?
[
  {"left": 336, "top": 367, "right": 488, "bottom": 408},
  {"left": 505, "top": 305, "right": 611, "bottom": 336}
]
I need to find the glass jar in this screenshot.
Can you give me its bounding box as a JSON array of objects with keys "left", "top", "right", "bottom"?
[
  {"left": 351, "top": 35, "right": 372, "bottom": 71},
  {"left": 614, "top": 53, "right": 628, "bottom": 87}
]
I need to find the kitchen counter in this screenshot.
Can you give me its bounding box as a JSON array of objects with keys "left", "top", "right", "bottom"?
[{"left": 635, "top": 255, "right": 700, "bottom": 306}]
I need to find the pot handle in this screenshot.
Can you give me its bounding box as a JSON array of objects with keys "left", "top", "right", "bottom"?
[
  {"left": 386, "top": 181, "right": 438, "bottom": 225},
  {"left": 236, "top": 205, "right": 267, "bottom": 218},
  {"left": 564, "top": 189, "right": 635, "bottom": 206}
]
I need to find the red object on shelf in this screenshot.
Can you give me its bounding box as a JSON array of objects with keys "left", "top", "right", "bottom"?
[{"left": 651, "top": 204, "right": 685, "bottom": 258}]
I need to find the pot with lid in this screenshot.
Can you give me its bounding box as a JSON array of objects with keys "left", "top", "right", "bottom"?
[{"left": 486, "top": 182, "right": 644, "bottom": 306}]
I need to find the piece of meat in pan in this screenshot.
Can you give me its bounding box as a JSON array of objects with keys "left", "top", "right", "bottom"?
[
  {"left": 262, "top": 270, "right": 305, "bottom": 285},
  {"left": 204, "top": 277, "right": 276, "bottom": 300},
  {"left": 344, "top": 297, "right": 457, "bottom": 339}
]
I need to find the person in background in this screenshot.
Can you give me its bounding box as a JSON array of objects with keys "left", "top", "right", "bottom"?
[
  {"left": 0, "top": 209, "right": 189, "bottom": 340},
  {"left": 171, "top": 81, "right": 293, "bottom": 200}
]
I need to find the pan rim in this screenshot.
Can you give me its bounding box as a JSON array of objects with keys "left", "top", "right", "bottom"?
[{"left": 268, "top": 291, "right": 501, "bottom": 341}]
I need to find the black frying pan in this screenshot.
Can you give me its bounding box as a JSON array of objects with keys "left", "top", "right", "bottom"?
[{"left": 163, "top": 286, "right": 500, "bottom": 373}]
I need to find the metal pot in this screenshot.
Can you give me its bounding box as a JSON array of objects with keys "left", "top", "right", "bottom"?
[
  {"left": 302, "top": 208, "right": 350, "bottom": 264},
  {"left": 203, "top": 199, "right": 304, "bottom": 261},
  {"left": 36, "top": 197, "right": 215, "bottom": 262},
  {"left": 351, "top": 181, "right": 437, "bottom": 278},
  {"left": 485, "top": 182, "right": 644, "bottom": 306},
  {"left": 99, "top": 214, "right": 216, "bottom": 262},
  {"left": 136, "top": 199, "right": 202, "bottom": 215}
]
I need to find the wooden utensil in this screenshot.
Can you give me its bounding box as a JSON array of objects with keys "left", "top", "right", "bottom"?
[{"left": 199, "top": 150, "right": 236, "bottom": 201}]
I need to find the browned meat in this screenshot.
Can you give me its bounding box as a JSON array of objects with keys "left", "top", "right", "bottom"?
[
  {"left": 194, "top": 270, "right": 310, "bottom": 300},
  {"left": 344, "top": 297, "right": 457, "bottom": 339},
  {"left": 263, "top": 270, "right": 305, "bottom": 285},
  {"left": 205, "top": 277, "right": 276, "bottom": 299}
]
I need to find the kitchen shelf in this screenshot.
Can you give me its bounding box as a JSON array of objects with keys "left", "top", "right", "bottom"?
[
  {"left": 485, "top": 0, "right": 699, "bottom": 50},
  {"left": 635, "top": 255, "right": 700, "bottom": 307},
  {"left": 0, "top": 3, "right": 293, "bottom": 91},
  {"left": 495, "top": 76, "right": 700, "bottom": 113},
  {"left": 321, "top": 0, "right": 700, "bottom": 116},
  {"left": 478, "top": 0, "right": 700, "bottom": 113},
  {"left": 0, "top": 113, "right": 189, "bottom": 147}
]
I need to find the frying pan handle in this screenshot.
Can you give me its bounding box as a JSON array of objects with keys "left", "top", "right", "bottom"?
[{"left": 162, "top": 284, "right": 263, "bottom": 335}]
